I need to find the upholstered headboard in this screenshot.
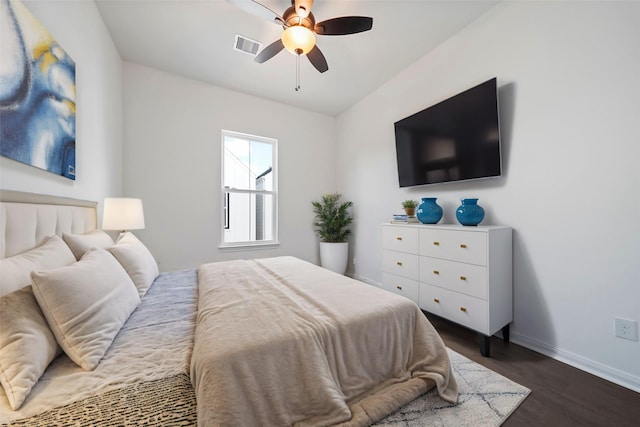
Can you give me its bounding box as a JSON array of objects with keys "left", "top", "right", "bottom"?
[{"left": 0, "top": 190, "right": 98, "bottom": 259}]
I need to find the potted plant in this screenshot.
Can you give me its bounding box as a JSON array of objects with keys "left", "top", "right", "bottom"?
[
  {"left": 402, "top": 200, "right": 418, "bottom": 217},
  {"left": 312, "top": 193, "right": 353, "bottom": 275}
]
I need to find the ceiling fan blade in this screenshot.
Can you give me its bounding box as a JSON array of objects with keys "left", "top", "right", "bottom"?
[
  {"left": 294, "top": 0, "right": 314, "bottom": 18},
  {"left": 315, "top": 16, "right": 373, "bottom": 35},
  {"left": 254, "top": 39, "right": 284, "bottom": 64},
  {"left": 227, "top": 0, "right": 284, "bottom": 25},
  {"left": 307, "top": 45, "right": 328, "bottom": 73}
]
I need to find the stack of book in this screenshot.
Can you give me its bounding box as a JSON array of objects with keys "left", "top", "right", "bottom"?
[{"left": 390, "top": 214, "right": 419, "bottom": 224}]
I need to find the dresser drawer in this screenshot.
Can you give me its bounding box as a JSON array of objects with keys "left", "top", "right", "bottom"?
[
  {"left": 419, "top": 229, "right": 487, "bottom": 266},
  {"left": 382, "top": 273, "right": 419, "bottom": 304},
  {"left": 419, "top": 284, "right": 488, "bottom": 334},
  {"left": 382, "top": 250, "right": 419, "bottom": 280},
  {"left": 419, "top": 257, "right": 487, "bottom": 300},
  {"left": 382, "top": 226, "right": 419, "bottom": 254}
]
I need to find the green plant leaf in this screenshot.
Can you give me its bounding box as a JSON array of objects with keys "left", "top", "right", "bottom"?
[{"left": 311, "top": 193, "right": 353, "bottom": 243}]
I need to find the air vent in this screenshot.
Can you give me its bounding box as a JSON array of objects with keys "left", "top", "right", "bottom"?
[{"left": 234, "top": 34, "right": 262, "bottom": 56}]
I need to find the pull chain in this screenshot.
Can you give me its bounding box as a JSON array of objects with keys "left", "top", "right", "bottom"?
[{"left": 295, "top": 49, "right": 302, "bottom": 91}]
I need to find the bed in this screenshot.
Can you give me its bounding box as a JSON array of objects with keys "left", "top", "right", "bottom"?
[{"left": 0, "top": 190, "right": 457, "bottom": 426}]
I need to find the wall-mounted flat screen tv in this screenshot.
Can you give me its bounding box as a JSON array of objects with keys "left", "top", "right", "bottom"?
[{"left": 394, "top": 78, "right": 502, "bottom": 187}]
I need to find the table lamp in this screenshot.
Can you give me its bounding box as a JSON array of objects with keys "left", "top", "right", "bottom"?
[{"left": 102, "top": 198, "right": 145, "bottom": 233}]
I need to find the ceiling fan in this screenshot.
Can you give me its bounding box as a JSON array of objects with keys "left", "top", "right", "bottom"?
[{"left": 229, "top": 0, "right": 373, "bottom": 74}]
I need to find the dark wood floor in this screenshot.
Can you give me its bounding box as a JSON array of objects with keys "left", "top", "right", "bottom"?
[{"left": 425, "top": 313, "right": 640, "bottom": 427}]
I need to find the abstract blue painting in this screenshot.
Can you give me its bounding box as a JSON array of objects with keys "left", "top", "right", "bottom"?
[{"left": 0, "top": 0, "right": 76, "bottom": 180}]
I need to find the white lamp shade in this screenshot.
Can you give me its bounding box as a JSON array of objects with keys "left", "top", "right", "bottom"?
[
  {"left": 102, "top": 198, "right": 145, "bottom": 231},
  {"left": 281, "top": 26, "right": 316, "bottom": 55}
]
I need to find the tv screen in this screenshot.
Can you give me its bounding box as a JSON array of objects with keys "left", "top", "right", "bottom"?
[{"left": 394, "top": 78, "right": 501, "bottom": 187}]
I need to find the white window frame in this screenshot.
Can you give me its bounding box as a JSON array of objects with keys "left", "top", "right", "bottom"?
[{"left": 220, "top": 129, "right": 279, "bottom": 249}]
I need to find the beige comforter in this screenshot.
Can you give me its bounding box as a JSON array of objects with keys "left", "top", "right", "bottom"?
[{"left": 190, "top": 256, "right": 457, "bottom": 426}]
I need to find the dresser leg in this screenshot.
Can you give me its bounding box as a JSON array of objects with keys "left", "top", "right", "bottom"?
[
  {"left": 478, "top": 334, "right": 490, "bottom": 357},
  {"left": 502, "top": 324, "right": 510, "bottom": 342}
]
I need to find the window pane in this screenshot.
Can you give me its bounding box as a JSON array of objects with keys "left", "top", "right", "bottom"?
[
  {"left": 223, "top": 192, "right": 274, "bottom": 243},
  {"left": 223, "top": 136, "right": 273, "bottom": 191},
  {"left": 221, "top": 130, "right": 277, "bottom": 248}
]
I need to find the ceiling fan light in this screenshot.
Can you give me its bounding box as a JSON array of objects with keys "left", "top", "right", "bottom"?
[{"left": 281, "top": 25, "right": 316, "bottom": 55}]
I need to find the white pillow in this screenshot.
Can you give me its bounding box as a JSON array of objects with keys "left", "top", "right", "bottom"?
[
  {"left": 0, "top": 235, "right": 76, "bottom": 297},
  {"left": 0, "top": 286, "right": 61, "bottom": 410},
  {"left": 108, "top": 232, "right": 159, "bottom": 297},
  {"left": 63, "top": 230, "right": 115, "bottom": 260},
  {"left": 30, "top": 248, "right": 141, "bottom": 371}
]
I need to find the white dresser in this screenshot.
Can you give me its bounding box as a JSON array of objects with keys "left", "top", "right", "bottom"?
[{"left": 382, "top": 223, "right": 512, "bottom": 356}]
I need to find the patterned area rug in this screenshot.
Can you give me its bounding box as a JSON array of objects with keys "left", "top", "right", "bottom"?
[{"left": 375, "top": 348, "right": 530, "bottom": 426}]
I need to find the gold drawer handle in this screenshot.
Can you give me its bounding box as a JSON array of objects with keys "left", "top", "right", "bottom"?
[
  {"left": 460, "top": 276, "right": 467, "bottom": 281},
  {"left": 396, "top": 285, "right": 403, "bottom": 290},
  {"left": 433, "top": 298, "right": 440, "bottom": 303},
  {"left": 460, "top": 244, "right": 467, "bottom": 249},
  {"left": 460, "top": 307, "right": 467, "bottom": 313},
  {"left": 396, "top": 237, "right": 403, "bottom": 241},
  {"left": 396, "top": 261, "right": 403, "bottom": 266},
  {"left": 433, "top": 241, "right": 440, "bottom": 246},
  {"left": 433, "top": 270, "right": 440, "bottom": 275}
]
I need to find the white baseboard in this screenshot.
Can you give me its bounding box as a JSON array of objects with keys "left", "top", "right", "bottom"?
[
  {"left": 352, "top": 274, "right": 381, "bottom": 287},
  {"left": 510, "top": 332, "right": 640, "bottom": 393},
  {"left": 353, "top": 273, "right": 640, "bottom": 394}
]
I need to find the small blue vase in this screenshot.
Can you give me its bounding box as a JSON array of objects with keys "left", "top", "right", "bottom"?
[
  {"left": 456, "top": 198, "right": 485, "bottom": 226},
  {"left": 416, "top": 197, "right": 443, "bottom": 224}
]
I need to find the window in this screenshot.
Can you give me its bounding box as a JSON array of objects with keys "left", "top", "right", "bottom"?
[{"left": 221, "top": 130, "right": 278, "bottom": 247}]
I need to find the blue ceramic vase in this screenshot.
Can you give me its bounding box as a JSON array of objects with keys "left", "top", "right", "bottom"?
[
  {"left": 416, "top": 197, "right": 443, "bottom": 224},
  {"left": 456, "top": 198, "right": 485, "bottom": 226}
]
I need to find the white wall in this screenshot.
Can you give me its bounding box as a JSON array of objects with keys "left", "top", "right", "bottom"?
[
  {"left": 122, "top": 62, "right": 336, "bottom": 271},
  {"left": 336, "top": 1, "right": 640, "bottom": 391},
  {"left": 0, "top": 0, "right": 123, "bottom": 210}
]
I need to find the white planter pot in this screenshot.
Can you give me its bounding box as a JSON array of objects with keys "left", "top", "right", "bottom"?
[{"left": 319, "top": 242, "right": 349, "bottom": 275}]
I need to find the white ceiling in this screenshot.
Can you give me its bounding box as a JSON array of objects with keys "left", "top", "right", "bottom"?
[{"left": 95, "top": 0, "right": 499, "bottom": 116}]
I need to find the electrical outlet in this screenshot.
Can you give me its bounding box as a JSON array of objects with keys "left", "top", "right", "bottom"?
[{"left": 614, "top": 318, "right": 638, "bottom": 341}]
